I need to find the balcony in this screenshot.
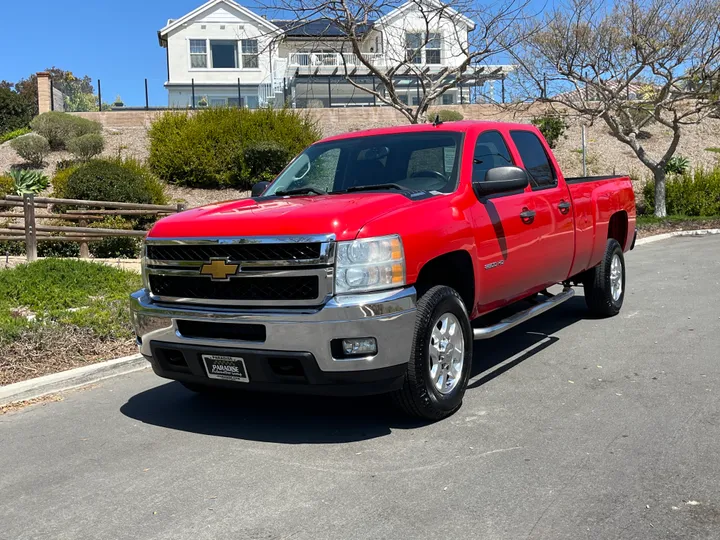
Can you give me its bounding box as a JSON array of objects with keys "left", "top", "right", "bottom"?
[{"left": 288, "top": 52, "right": 386, "bottom": 68}]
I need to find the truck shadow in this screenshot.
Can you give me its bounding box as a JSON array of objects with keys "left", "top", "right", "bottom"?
[{"left": 120, "top": 296, "right": 590, "bottom": 444}]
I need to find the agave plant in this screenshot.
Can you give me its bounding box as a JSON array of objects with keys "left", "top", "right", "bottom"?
[{"left": 9, "top": 169, "right": 50, "bottom": 195}]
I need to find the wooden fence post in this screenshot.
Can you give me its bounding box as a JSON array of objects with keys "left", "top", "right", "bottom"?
[
  {"left": 78, "top": 218, "right": 89, "bottom": 258},
  {"left": 23, "top": 194, "right": 37, "bottom": 262}
]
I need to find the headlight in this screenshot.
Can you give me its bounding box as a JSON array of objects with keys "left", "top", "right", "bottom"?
[{"left": 335, "top": 235, "right": 405, "bottom": 294}]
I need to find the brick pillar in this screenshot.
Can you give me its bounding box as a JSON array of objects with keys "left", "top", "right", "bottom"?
[{"left": 37, "top": 72, "right": 52, "bottom": 114}]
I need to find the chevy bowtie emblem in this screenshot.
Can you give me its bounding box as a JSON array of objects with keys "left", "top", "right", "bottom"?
[{"left": 200, "top": 259, "right": 239, "bottom": 280}]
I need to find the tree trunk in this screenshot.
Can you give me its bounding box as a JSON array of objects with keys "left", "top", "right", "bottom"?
[{"left": 653, "top": 168, "right": 667, "bottom": 218}]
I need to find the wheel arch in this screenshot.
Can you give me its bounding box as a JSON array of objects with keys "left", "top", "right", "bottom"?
[
  {"left": 413, "top": 250, "right": 475, "bottom": 314},
  {"left": 608, "top": 210, "right": 629, "bottom": 250}
]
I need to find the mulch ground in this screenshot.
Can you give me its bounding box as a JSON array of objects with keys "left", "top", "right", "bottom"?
[
  {"left": 637, "top": 219, "right": 720, "bottom": 238},
  {"left": 0, "top": 325, "right": 136, "bottom": 386}
]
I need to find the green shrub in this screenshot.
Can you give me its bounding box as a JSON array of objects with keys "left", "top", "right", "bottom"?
[
  {"left": 531, "top": 113, "right": 567, "bottom": 149},
  {"left": 9, "top": 169, "right": 50, "bottom": 195},
  {"left": 0, "top": 240, "right": 24, "bottom": 256},
  {"left": 148, "top": 107, "right": 320, "bottom": 188},
  {"left": 242, "top": 141, "right": 293, "bottom": 186},
  {"left": 665, "top": 156, "right": 689, "bottom": 175},
  {"left": 643, "top": 167, "right": 720, "bottom": 216},
  {"left": 30, "top": 112, "right": 101, "bottom": 150},
  {"left": 428, "top": 109, "right": 464, "bottom": 122},
  {"left": 0, "top": 88, "right": 34, "bottom": 135},
  {"left": 64, "top": 159, "right": 167, "bottom": 205},
  {"left": 0, "top": 127, "right": 31, "bottom": 144},
  {"left": 67, "top": 133, "right": 105, "bottom": 161},
  {"left": 0, "top": 174, "right": 14, "bottom": 197},
  {"left": 10, "top": 134, "right": 50, "bottom": 166},
  {"left": 89, "top": 216, "right": 141, "bottom": 258},
  {"left": 38, "top": 239, "right": 80, "bottom": 258},
  {"left": 50, "top": 165, "right": 78, "bottom": 199}
]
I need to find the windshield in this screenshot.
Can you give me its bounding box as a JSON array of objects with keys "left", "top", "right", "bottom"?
[{"left": 264, "top": 131, "right": 463, "bottom": 196}]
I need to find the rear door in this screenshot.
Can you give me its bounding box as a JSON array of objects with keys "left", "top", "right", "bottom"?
[
  {"left": 508, "top": 129, "right": 575, "bottom": 287},
  {"left": 468, "top": 129, "right": 542, "bottom": 309}
]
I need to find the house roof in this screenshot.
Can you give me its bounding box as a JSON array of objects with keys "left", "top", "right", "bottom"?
[
  {"left": 272, "top": 19, "right": 374, "bottom": 39},
  {"left": 158, "top": 0, "right": 280, "bottom": 47},
  {"left": 375, "top": 0, "right": 476, "bottom": 30}
]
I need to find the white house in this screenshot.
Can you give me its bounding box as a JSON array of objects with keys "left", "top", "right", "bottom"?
[{"left": 158, "top": 0, "right": 514, "bottom": 108}]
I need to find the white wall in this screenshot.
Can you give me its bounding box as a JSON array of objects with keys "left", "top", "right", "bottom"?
[
  {"left": 378, "top": 8, "right": 470, "bottom": 69},
  {"left": 165, "top": 3, "right": 276, "bottom": 86}
]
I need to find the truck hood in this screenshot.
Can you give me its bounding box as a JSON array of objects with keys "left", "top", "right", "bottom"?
[{"left": 148, "top": 192, "right": 416, "bottom": 241}]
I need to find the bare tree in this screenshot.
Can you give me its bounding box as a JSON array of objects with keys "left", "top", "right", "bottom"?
[
  {"left": 506, "top": 0, "right": 720, "bottom": 217},
  {"left": 257, "top": 0, "right": 527, "bottom": 123}
]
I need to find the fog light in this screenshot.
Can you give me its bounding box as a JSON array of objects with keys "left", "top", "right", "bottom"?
[{"left": 341, "top": 338, "right": 377, "bottom": 356}]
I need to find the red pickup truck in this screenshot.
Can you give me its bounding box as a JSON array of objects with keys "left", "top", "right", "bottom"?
[{"left": 130, "top": 120, "right": 636, "bottom": 420}]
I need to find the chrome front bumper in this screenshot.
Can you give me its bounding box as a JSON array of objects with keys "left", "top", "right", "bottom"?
[{"left": 129, "top": 287, "right": 417, "bottom": 373}]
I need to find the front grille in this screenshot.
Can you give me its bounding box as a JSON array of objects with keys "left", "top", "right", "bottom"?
[
  {"left": 147, "top": 243, "right": 322, "bottom": 263},
  {"left": 149, "top": 275, "right": 319, "bottom": 302}
]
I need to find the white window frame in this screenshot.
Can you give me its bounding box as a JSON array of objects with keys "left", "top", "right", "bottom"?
[
  {"left": 241, "top": 39, "right": 259, "bottom": 69},
  {"left": 404, "top": 31, "right": 443, "bottom": 65},
  {"left": 189, "top": 39, "right": 208, "bottom": 68},
  {"left": 425, "top": 32, "right": 442, "bottom": 65},
  {"left": 187, "top": 38, "right": 262, "bottom": 71}
]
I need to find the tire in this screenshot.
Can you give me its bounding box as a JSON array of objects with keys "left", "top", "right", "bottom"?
[
  {"left": 583, "top": 239, "right": 626, "bottom": 317},
  {"left": 393, "top": 285, "right": 473, "bottom": 421}
]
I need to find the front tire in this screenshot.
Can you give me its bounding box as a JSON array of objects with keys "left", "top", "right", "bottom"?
[
  {"left": 583, "top": 239, "right": 626, "bottom": 316},
  {"left": 393, "top": 286, "right": 473, "bottom": 421}
]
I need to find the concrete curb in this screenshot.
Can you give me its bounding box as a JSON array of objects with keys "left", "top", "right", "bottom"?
[
  {"left": 0, "top": 354, "right": 148, "bottom": 407},
  {"left": 636, "top": 228, "right": 720, "bottom": 246}
]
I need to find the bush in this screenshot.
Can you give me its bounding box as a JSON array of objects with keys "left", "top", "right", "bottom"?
[
  {"left": 63, "top": 159, "right": 167, "bottom": 205},
  {"left": 148, "top": 107, "right": 320, "bottom": 188},
  {"left": 9, "top": 169, "right": 50, "bottom": 195},
  {"left": 665, "top": 156, "right": 689, "bottom": 175},
  {"left": 0, "top": 127, "right": 31, "bottom": 144},
  {"left": 428, "top": 109, "right": 464, "bottom": 122},
  {"left": 0, "top": 174, "right": 14, "bottom": 197},
  {"left": 10, "top": 133, "right": 50, "bottom": 166},
  {"left": 50, "top": 165, "right": 78, "bottom": 199},
  {"left": 643, "top": 167, "right": 720, "bottom": 216},
  {"left": 30, "top": 112, "right": 101, "bottom": 150},
  {"left": 0, "top": 88, "right": 34, "bottom": 135},
  {"left": 531, "top": 113, "right": 567, "bottom": 149},
  {"left": 67, "top": 133, "right": 105, "bottom": 161},
  {"left": 89, "top": 216, "right": 141, "bottom": 258},
  {"left": 242, "top": 141, "right": 293, "bottom": 186}
]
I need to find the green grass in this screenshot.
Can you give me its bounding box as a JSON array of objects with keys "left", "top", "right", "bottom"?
[
  {"left": 637, "top": 215, "right": 720, "bottom": 227},
  {"left": 0, "top": 259, "right": 141, "bottom": 343}
]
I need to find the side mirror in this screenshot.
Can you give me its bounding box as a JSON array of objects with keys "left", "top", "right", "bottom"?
[
  {"left": 251, "top": 181, "right": 270, "bottom": 198},
  {"left": 473, "top": 166, "right": 529, "bottom": 197}
]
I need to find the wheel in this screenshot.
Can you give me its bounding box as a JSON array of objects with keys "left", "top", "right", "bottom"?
[
  {"left": 583, "top": 238, "right": 626, "bottom": 316},
  {"left": 393, "top": 285, "right": 473, "bottom": 420}
]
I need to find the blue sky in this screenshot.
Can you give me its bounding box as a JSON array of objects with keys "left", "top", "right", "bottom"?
[{"left": 0, "top": 0, "right": 208, "bottom": 106}]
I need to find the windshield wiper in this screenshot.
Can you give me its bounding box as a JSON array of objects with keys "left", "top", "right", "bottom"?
[
  {"left": 343, "top": 183, "right": 406, "bottom": 193},
  {"left": 274, "top": 187, "right": 327, "bottom": 196}
]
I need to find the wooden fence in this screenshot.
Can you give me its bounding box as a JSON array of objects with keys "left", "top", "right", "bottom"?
[{"left": 1, "top": 194, "right": 185, "bottom": 261}]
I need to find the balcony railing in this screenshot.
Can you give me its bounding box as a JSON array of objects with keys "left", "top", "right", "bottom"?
[{"left": 288, "top": 52, "right": 386, "bottom": 68}]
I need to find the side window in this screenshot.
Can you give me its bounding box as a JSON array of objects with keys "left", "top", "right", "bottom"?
[
  {"left": 509, "top": 130, "right": 557, "bottom": 188},
  {"left": 472, "top": 131, "right": 513, "bottom": 183}
]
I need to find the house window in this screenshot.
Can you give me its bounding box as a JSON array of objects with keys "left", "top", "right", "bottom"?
[
  {"left": 442, "top": 93, "right": 454, "bottom": 105},
  {"left": 426, "top": 33, "right": 441, "bottom": 64},
  {"left": 190, "top": 39, "right": 207, "bottom": 68},
  {"left": 241, "top": 39, "right": 259, "bottom": 69},
  {"left": 405, "top": 33, "right": 423, "bottom": 64},
  {"left": 210, "top": 40, "right": 237, "bottom": 68}
]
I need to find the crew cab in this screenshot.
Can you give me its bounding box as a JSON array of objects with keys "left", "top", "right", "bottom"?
[{"left": 130, "top": 120, "right": 636, "bottom": 420}]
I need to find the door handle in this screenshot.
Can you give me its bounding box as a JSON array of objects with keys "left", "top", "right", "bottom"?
[
  {"left": 558, "top": 200, "right": 571, "bottom": 214},
  {"left": 520, "top": 207, "right": 536, "bottom": 225}
]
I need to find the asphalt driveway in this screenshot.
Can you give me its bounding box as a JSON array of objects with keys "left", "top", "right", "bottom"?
[{"left": 2, "top": 235, "right": 719, "bottom": 540}]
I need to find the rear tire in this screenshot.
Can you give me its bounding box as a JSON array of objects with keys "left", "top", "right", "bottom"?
[
  {"left": 583, "top": 239, "right": 625, "bottom": 317},
  {"left": 393, "top": 286, "right": 473, "bottom": 421}
]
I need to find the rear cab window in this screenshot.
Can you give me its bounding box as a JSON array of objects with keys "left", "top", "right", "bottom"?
[{"left": 509, "top": 130, "right": 557, "bottom": 189}]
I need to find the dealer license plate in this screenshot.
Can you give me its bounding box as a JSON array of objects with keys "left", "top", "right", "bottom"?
[{"left": 202, "top": 355, "right": 250, "bottom": 383}]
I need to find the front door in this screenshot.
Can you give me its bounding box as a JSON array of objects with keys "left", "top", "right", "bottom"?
[{"left": 468, "top": 130, "right": 542, "bottom": 311}]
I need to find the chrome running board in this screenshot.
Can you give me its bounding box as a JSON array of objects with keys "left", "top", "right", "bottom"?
[{"left": 473, "top": 287, "right": 575, "bottom": 340}]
